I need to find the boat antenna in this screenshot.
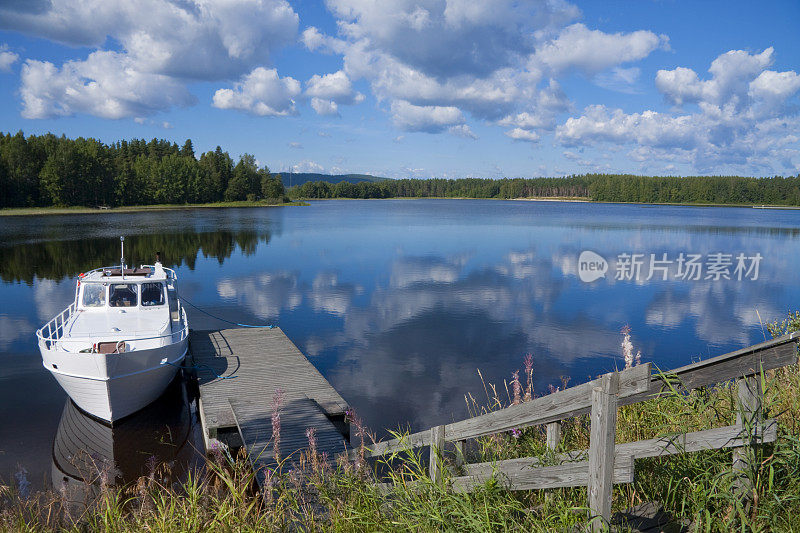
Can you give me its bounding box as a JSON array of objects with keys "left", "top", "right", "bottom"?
[{"left": 120, "top": 236, "right": 125, "bottom": 280}]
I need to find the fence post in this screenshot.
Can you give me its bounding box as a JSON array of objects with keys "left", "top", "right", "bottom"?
[
  {"left": 588, "top": 371, "right": 619, "bottom": 531},
  {"left": 546, "top": 421, "right": 562, "bottom": 451},
  {"left": 429, "top": 425, "right": 446, "bottom": 485},
  {"left": 733, "top": 375, "right": 762, "bottom": 494},
  {"left": 454, "top": 439, "right": 466, "bottom": 469}
]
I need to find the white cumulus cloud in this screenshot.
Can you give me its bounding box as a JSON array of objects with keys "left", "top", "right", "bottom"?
[
  {"left": 656, "top": 48, "right": 774, "bottom": 108},
  {"left": 306, "top": 1, "right": 665, "bottom": 141},
  {"left": 391, "top": 100, "right": 465, "bottom": 133},
  {"left": 534, "top": 23, "right": 668, "bottom": 74},
  {"left": 2, "top": 0, "right": 299, "bottom": 118},
  {"left": 749, "top": 70, "right": 800, "bottom": 110},
  {"left": 557, "top": 48, "right": 800, "bottom": 174},
  {"left": 212, "top": 67, "right": 300, "bottom": 117},
  {"left": 448, "top": 124, "right": 477, "bottom": 139},
  {"left": 0, "top": 44, "right": 19, "bottom": 72},
  {"left": 305, "top": 70, "right": 365, "bottom": 115},
  {"left": 311, "top": 98, "right": 339, "bottom": 116},
  {"left": 21, "top": 51, "right": 195, "bottom": 119},
  {"left": 505, "top": 128, "right": 541, "bottom": 142},
  {"left": 0, "top": 0, "right": 298, "bottom": 80}
]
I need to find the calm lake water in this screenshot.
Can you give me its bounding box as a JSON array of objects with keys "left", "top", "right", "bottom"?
[{"left": 2, "top": 199, "right": 800, "bottom": 488}]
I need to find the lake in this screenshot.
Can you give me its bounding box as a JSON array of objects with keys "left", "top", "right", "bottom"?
[{"left": 2, "top": 199, "right": 799, "bottom": 489}]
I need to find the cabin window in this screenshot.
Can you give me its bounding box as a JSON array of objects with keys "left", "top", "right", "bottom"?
[
  {"left": 141, "top": 282, "right": 165, "bottom": 307},
  {"left": 109, "top": 284, "right": 138, "bottom": 307},
  {"left": 82, "top": 284, "right": 106, "bottom": 307}
]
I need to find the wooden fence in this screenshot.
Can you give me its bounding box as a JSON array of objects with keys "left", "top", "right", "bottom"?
[{"left": 352, "top": 332, "right": 799, "bottom": 530}]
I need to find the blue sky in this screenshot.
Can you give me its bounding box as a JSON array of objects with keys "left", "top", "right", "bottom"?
[{"left": 0, "top": 0, "right": 798, "bottom": 178}]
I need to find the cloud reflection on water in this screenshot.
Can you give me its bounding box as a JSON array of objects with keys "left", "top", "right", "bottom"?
[
  {"left": 5, "top": 200, "right": 798, "bottom": 455},
  {"left": 210, "top": 231, "right": 797, "bottom": 435}
]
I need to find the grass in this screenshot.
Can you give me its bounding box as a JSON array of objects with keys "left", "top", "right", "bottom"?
[
  {"left": 0, "top": 200, "right": 308, "bottom": 217},
  {"left": 3, "top": 312, "right": 800, "bottom": 531}
]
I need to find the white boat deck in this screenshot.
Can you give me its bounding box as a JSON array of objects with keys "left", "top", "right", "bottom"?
[{"left": 65, "top": 309, "right": 170, "bottom": 339}]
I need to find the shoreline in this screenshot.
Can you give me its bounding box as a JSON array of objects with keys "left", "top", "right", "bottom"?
[
  {"left": 0, "top": 200, "right": 309, "bottom": 217},
  {"left": 296, "top": 196, "right": 800, "bottom": 209},
  {"left": 4, "top": 197, "right": 800, "bottom": 217}
]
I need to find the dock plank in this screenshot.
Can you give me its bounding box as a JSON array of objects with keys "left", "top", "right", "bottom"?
[
  {"left": 189, "top": 327, "right": 349, "bottom": 476},
  {"left": 231, "top": 397, "right": 347, "bottom": 471}
]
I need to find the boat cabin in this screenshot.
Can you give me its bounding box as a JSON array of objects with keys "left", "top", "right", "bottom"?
[
  {"left": 79, "top": 280, "right": 166, "bottom": 309},
  {"left": 76, "top": 263, "right": 176, "bottom": 313}
]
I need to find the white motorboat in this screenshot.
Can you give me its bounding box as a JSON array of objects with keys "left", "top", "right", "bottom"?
[{"left": 36, "top": 239, "right": 189, "bottom": 423}]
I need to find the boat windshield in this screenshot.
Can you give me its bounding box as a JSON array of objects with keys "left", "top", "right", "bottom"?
[
  {"left": 82, "top": 283, "right": 106, "bottom": 307},
  {"left": 141, "top": 282, "right": 165, "bottom": 307},
  {"left": 109, "top": 284, "right": 138, "bottom": 307}
]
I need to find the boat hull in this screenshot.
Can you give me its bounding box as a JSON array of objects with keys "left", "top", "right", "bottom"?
[{"left": 42, "top": 338, "right": 187, "bottom": 422}]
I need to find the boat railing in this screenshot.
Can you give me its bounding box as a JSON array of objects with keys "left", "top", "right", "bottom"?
[
  {"left": 81, "top": 264, "right": 178, "bottom": 280},
  {"left": 37, "top": 307, "right": 189, "bottom": 353},
  {"left": 36, "top": 303, "right": 77, "bottom": 348}
]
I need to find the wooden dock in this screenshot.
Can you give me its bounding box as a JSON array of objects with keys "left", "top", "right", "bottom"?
[{"left": 189, "top": 327, "right": 350, "bottom": 478}]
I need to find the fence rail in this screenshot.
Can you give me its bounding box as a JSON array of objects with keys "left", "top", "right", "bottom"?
[{"left": 356, "top": 332, "right": 799, "bottom": 530}]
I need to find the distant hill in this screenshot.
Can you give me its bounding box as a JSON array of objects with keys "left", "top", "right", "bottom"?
[{"left": 278, "top": 173, "right": 386, "bottom": 188}]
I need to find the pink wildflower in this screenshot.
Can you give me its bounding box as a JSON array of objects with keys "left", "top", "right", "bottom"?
[
  {"left": 271, "top": 388, "right": 285, "bottom": 462},
  {"left": 523, "top": 353, "right": 534, "bottom": 401}
]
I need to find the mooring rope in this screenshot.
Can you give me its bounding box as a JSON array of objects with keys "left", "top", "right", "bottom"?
[{"left": 176, "top": 292, "right": 276, "bottom": 329}]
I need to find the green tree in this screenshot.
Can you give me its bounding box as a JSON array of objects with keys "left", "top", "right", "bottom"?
[
  {"left": 0, "top": 131, "right": 46, "bottom": 206},
  {"left": 225, "top": 154, "right": 260, "bottom": 201},
  {"left": 155, "top": 153, "right": 196, "bottom": 204},
  {"left": 181, "top": 139, "right": 195, "bottom": 159},
  {"left": 199, "top": 147, "right": 234, "bottom": 200},
  {"left": 260, "top": 168, "right": 284, "bottom": 200},
  {"left": 39, "top": 139, "right": 108, "bottom": 206}
]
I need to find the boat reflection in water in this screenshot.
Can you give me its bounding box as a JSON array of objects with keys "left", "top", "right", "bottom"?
[{"left": 51, "top": 375, "right": 204, "bottom": 509}]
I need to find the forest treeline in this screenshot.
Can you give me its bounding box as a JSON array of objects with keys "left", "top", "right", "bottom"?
[
  {"left": 3, "top": 131, "right": 800, "bottom": 208},
  {"left": 0, "top": 131, "right": 285, "bottom": 208},
  {"left": 289, "top": 174, "right": 800, "bottom": 205}
]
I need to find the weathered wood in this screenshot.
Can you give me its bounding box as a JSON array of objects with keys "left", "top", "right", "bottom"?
[
  {"left": 191, "top": 328, "right": 350, "bottom": 484},
  {"left": 192, "top": 328, "right": 349, "bottom": 427},
  {"left": 675, "top": 333, "right": 797, "bottom": 384},
  {"left": 451, "top": 456, "right": 634, "bottom": 493},
  {"left": 622, "top": 420, "right": 776, "bottom": 459},
  {"left": 454, "top": 440, "right": 465, "bottom": 469},
  {"left": 197, "top": 395, "right": 213, "bottom": 448},
  {"left": 429, "top": 425, "right": 446, "bottom": 485},
  {"left": 733, "top": 375, "right": 763, "bottom": 494},
  {"left": 360, "top": 364, "right": 650, "bottom": 458},
  {"left": 462, "top": 420, "right": 777, "bottom": 482},
  {"left": 530, "top": 335, "right": 798, "bottom": 421},
  {"left": 546, "top": 421, "right": 562, "bottom": 451},
  {"left": 382, "top": 421, "right": 778, "bottom": 495},
  {"left": 231, "top": 397, "right": 347, "bottom": 474},
  {"left": 735, "top": 375, "right": 763, "bottom": 428},
  {"left": 588, "top": 372, "right": 619, "bottom": 529},
  {"left": 621, "top": 334, "right": 798, "bottom": 408}
]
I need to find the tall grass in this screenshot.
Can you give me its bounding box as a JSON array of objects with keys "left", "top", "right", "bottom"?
[{"left": 3, "top": 313, "right": 800, "bottom": 531}]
